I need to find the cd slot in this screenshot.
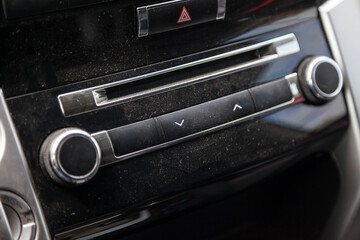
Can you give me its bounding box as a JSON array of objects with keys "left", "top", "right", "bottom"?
[
  {"left": 58, "top": 33, "right": 299, "bottom": 117},
  {"left": 99, "top": 45, "right": 273, "bottom": 105}
]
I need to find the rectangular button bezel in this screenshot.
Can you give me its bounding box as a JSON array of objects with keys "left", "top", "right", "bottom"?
[{"left": 137, "top": 0, "right": 226, "bottom": 37}]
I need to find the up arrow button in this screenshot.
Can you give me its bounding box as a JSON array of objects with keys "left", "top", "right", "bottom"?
[{"left": 233, "top": 104, "right": 243, "bottom": 112}]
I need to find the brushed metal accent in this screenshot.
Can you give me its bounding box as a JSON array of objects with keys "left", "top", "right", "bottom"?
[
  {"left": 0, "top": 201, "right": 13, "bottom": 240},
  {"left": 0, "top": 89, "right": 51, "bottom": 239},
  {"left": 319, "top": 0, "right": 360, "bottom": 239}
]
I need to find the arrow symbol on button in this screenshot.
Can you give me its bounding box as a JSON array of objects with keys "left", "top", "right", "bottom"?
[
  {"left": 233, "top": 104, "right": 243, "bottom": 112},
  {"left": 175, "top": 120, "right": 185, "bottom": 127}
]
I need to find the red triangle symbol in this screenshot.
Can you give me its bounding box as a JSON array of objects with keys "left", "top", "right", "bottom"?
[{"left": 177, "top": 6, "right": 192, "bottom": 24}]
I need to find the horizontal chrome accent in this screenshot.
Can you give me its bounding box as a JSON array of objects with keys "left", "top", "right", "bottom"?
[
  {"left": 74, "top": 210, "right": 151, "bottom": 240},
  {"left": 92, "top": 73, "right": 303, "bottom": 167},
  {"left": 58, "top": 33, "right": 300, "bottom": 117},
  {"left": 0, "top": 201, "right": 13, "bottom": 240}
]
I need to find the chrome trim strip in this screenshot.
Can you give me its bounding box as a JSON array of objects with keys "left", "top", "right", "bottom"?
[
  {"left": 217, "top": 0, "right": 226, "bottom": 20},
  {"left": 319, "top": 0, "right": 360, "bottom": 240},
  {"left": 93, "top": 73, "right": 302, "bottom": 167},
  {"left": 137, "top": 6, "right": 149, "bottom": 37},
  {"left": 0, "top": 201, "right": 13, "bottom": 240},
  {"left": 287, "top": 73, "right": 302, "bottom": 99},
  {"left": 91, "top": 131, "right": 116, "bottom": 167},
  {"left": 76, "top": 210, "right": 151, "bottom": 240},
  {"left": 59, "top": 33, "right": 300, "bottom": 117},
  {"left": 0, "top": 89, "right": 51, "bottom": 239}
]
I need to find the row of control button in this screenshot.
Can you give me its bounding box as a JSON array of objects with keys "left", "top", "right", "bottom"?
[
  {"left": 108, "top": 78, "right": 293, "bottom": 157},
  {"left": 157, "top": 90, "right": 254, "bottom": 141},
  {"left": 39, "top": 57, "right": 344, "bottom": 186}
]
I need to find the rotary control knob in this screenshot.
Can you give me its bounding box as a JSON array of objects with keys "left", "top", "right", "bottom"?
[
  {"left": 40, "top": 128, "right": 101, "bottom": 185},
  {"left": 298, "top": 56, "right": 343, "bottom": 104}
]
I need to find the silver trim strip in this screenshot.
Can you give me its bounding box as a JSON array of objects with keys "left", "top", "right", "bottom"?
[
  {"left": 76, "top": 210, "right": 151, "bottom": 240},
  {"left": 0, "top": 201, "right": 13, "bottom": 240},
  {"left": 0, "top": 89, "right": 51, "bottom": 239},
  {"left": 93, "top": 73, "right": 302, "bottom": 167},
  {"left": 217, "top": 0, "right": 226, "bottom": 20},
  {"left": 319, "top": 0, "right": 360, "bottom": 239},
  {"left": 58, "top": 33, "right": 300, "bottom": 117},
  {"left": 137, "top": 6, "right": 149, "bottom": 37}
]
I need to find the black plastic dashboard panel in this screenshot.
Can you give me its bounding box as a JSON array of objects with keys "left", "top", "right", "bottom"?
[
  {"left": 4, "top": 19, "right": 348, "bottom": 235},
  {"left": 0, "top": 0, "right": 349, "bottom": 238}
]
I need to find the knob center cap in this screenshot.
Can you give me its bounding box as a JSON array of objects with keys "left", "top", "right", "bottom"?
[
  {"left": 59, "top": 136, "right": 98, "bottom": 177},
  {"left": 314, "top": 62, "right": 340, "bottom": 95}
]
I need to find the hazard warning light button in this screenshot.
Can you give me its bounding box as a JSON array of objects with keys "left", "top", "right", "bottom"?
[{"left": 137, "top": 0, "right": 226, "bottom": 37}]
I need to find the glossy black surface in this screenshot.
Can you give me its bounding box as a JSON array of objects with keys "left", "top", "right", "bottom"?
[
  {"left": 2, "top": 0, "right": 109, "bottom": 19},
  {"left": 109, "top": 119, "right": 163, "bottom": 156},
  {"left": 0, "top": 0, "right": 316, "bottom": 97},
  {"left": 56, "top": 150, "right": 342, "bottom": 239},
  {"left": 114, "top": 152, "right": 340, "bottom": 240},
  {"left": 249, "top": 79, "right": 293, "bottom": 111}
]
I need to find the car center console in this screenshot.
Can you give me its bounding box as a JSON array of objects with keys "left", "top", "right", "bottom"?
[{"left": 0, "top": 0, "right": 352, "bottom": 239}]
